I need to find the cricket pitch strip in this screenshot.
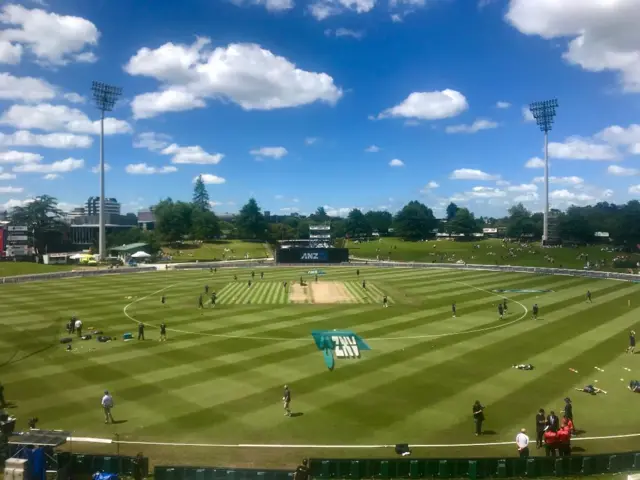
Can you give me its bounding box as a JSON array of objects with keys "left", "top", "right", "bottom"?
[{"left": 289, "top": 281, "right": 358, "bottom": 304}]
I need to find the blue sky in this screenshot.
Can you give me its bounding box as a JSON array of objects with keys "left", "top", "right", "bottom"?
[{"left": 0, "top": 0, "right": 639, "bottom": 218}]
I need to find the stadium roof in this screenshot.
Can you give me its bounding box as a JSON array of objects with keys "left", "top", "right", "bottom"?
[{"left": 109, "top": 242, "right": 149, "bottom": 253}]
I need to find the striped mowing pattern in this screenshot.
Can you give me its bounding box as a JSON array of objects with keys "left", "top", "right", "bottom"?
[{"left": 0, "top": 266, "right": 638, "bottom": 458}]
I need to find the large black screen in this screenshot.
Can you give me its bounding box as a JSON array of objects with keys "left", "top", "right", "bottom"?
[{"left": 275, "top": 248, "right": 349, "bottom": 264}]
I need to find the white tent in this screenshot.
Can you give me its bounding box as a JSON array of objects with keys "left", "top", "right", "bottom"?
[
  {"left": 131, "top": 251, "right": 151, "bottom": 259},
  {"left": 69, "top": 254, "right": 84, "bottom": 260}
]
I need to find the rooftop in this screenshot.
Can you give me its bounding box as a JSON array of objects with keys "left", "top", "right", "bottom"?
[{"left": 110, "top": 242, "right": 149, "bottom": 252}]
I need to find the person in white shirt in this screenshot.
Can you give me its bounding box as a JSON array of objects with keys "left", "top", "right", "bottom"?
[
  {"left": 75, "top": 318, "right": 83, "bottom": 337},
  {"left": 516, "top": 428, "right": 530, "bottom": 458},
  {"left": 101, "top": 390, "right": 114, "bottom": 424}
]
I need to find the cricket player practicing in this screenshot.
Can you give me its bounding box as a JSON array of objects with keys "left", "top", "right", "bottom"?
[
  {"left": 628, "top": 330, "right": 636, "bottom": 354},
  {"left": 283, "top": 385, "right": 292, "bottom": 417},
  {"left": 575, "top": 384, "right": 607, "bottom": 395}
]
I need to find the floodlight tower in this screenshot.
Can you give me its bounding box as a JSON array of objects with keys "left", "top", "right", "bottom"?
[
  {"left": 91, "top": 81, "right": 122, "bottom": 261},
  {"left": 529, "top": 99, "right": 558, "bottom": 245}
]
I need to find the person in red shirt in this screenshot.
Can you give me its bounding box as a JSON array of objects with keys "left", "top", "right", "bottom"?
[
  {"left": 543, "top": 429, "right": 559, "bottom": 457},
  {"left": 557, "top": 427, "right": 571, "bottom": 456},
  {"left": 562, "top": 416, "right": 575, "bottom": 434}
]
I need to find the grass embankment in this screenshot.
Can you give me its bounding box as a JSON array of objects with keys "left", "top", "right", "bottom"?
[
  {"left": 350, "top": 238, "right": 640, "bottom": 272},
  {"left": 161, "top": 240, "right": 272, "bottom": 262}
]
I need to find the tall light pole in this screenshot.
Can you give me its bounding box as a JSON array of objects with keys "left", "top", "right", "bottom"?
[
  {"left": 91, "top": 81, "right": 122, "bottom": 261},
  {"left": 529, "top": 99, "right": 558, "bottom": 245}
]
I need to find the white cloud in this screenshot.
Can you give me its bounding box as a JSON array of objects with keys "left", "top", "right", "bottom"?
[
  {"left": 0, "top": 40, "right": 22, "bottom": 64},
  {"left": 91, "top": 163, "right": 111, "bottom": 173},
  {"left": 533, "top": 175, "right": 584, "bottom": 185},
  {"left": 230, "top": 0, "right": 294, "bottom": 12},
  {"left": 0, "top": 104, "right": 131, "bottom": 135},
  {"left": 0, "top": 198, "right": 32, "bottom": 210},
  {"left": 309, "top": 0, "right": 374, "bottom": 20},
  {"left": 280, "top": 206, "right": 300, "bottom": 212},
  {"left": 0, "top": 172, "right": 16, "bottom": 180},
  {"left": 63, "top": 92, "right": 85, "bottom": 104},
  {"left": 630, "top": 185, "right": 640, "bottom": 195},
  {"left": 378, "top": 89, "right": 468, "bottom": 120},
  {"left": 198, "top": 174, "right": 226, "bottom": 184},
  {"left": 0, "top": 130, "right": 92, "bottom": 149},
  {"left": 549, "top": 137, "right": 618, "bottom": 161},
  {"left": 389, "top": 158, "right": 404, "bottom": 167},
  {"left": 513, "top": 192, "right": 539, "bottom": 203},
  {"left": 522, "top": 106, "right": 534, "bottom": 122},
  {"left": 496, "top": 101, "right": 511, "bottom": 109},
  {"left": 596, "top": 124, "right": 640, "bottom": 154},
  {"left": 507, "top": 183, "right": 538, "bottom": 193},
  {"left": 133, "top": 132, "right": 172, "bottom": 152},
  {"left": 125, "top": 38, "right": 342, "bottom": 119},
  {"left": 365, "top": 145, "right": 380, "bottom": 152},
  {"left": 445, "top": 118, "right": 498, "bottom": 134},
  {"left": 250, "top": 146, "right": 288, "bottom": 159},
  {"left": 162, "top": 144, "right": 224, "bottom": 165},
  {"left": 0, "top": 4, "right": 99, "bottom": 66},
  {"left": 506, "top": 0, "right": 640, "bottom": 93},
  {"left": 130, "top": 89, "right": 206, "bottom": 120},
  {"left": 525, "top": 157, "right": 545, "bottom": 168},
  {"left": 125, "top": 163, "right": 177, "bottom": 175},
  {"left": 0, "top": 150, "right": 42, "bottom": 164},
  {"left": 390, "top": 13, "right": 402, "bottom": 22},
  {"left": 549, "top": 189, "right": 595, "bottom": 205},
  {"left": 304, "top": 137, "right": 318, "bottom": 145},
  {"left": 496, "top": 180, "right": 511, "bottom": 186},
  {"left": 324, "top": 28, "right": 364, "bottom": 39},
  {"left": 292, "top": 197, "right": 299, "bottom": 203},
  {"left": 43, "top": 173, "right": 59, "bottom": 180},
  {"left": 468, "top": 186, "right": 507, "bottom": 198},
  {"left": 0, "top": 72, "right": 55, "bottom": 101},
  {"left": 0, "top": 185, "right": 22, "bottom": 193},
  {"left": 323, "top": 205, "right": 352, "bottom": 217},
  {"left": 450, "top": 168, "right": 499, "bottom": 181},
  {"left": 420, "top": 181, "right": 439, "bottom": 193},
  {"left": 13, "top": 157, "right": 84, "bottom": 173},
  {"left": 274, "top": 194, "right": 284, "bottom": 199},
  {"left": 607, "top": 165, "right": 639, "bottom": 176}
]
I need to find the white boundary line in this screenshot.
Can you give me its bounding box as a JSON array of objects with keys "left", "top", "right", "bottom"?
[
  {"left": 122, "top": 276, "right": 528, "bottom": 341},
  {"left": 68, "top": 432, "right": 640, "bottom": 448}
]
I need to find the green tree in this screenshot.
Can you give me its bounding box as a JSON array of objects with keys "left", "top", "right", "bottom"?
[
  {"left": 448, "top": 207, "right": 478, "bottom": 236},
  {"left": 345, "top": 209, "right": 372, "bottom": 237},
  {"left": 446, "top": 202, "right": 459, "bottom": 221},
  {"left": 558, "top": 206, "right": 594, "bottom": 243},
  {"left": 236, "top": 198, "right": 268, "bottom": 240},
  {"left": 506, "top": 203, "right": 537, "bottom": 238},
  {"left": 310, "top": 206, "right": 330, "bottom": 222},
  {"left": 609, "top": 201, "right": 640, "bottom": 248},
  {"left": 9, "top": 195, "right": 67, "bottom": 258},
  {"left": 192, "top": 175, "right": 210, "bottom": 211},
  {"left": 393, "top": 201, "right": 437, "bottom": 240},
  {"left": 365, "top": 210, "right": 393, "bottom": 234},
  {"left": 153, "top": 198, "right": 193, "bottom": 244},
  {"left": 192, "top": 208, "right": 220, "bottom": 241},
  {"left": 268, "top": 223, "right": 296, "bottom": 242}
]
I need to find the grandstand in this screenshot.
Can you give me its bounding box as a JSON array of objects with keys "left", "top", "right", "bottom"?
[{"left": 276, "top": 222, "right": 348, "bottom": 263}]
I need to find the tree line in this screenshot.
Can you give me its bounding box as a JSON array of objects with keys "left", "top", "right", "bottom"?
[{"left": 5, "top": 175, "right": 640, "bottom": 258}]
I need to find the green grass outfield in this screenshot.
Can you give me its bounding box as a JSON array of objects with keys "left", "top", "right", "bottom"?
[
  {"left": 161, "top": 240, "right": 272, "bottom": 262},
  {"left": 350, "top": 238, "right": 640, "bottom": 271},
  {"left": 1, "top": 266, "right": 639, "bottom": 468}
]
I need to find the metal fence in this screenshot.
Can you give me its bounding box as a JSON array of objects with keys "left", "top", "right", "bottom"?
[{"left": 0, "top": 266, "right": 157, "bottom": 284}]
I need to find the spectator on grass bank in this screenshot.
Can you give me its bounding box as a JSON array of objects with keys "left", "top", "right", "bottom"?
[
  {"left": 515, "top": 429, "right": 529, "bottom": 457},
  {"left": 293, "top": 459, "right": 309, "bottom": 480},
  {"left": 101, "top": 390, "right": 114, "bottom": 424},
  {"left": 75, "top": 318, "right": 83, "bottom": 337},
  {"left": 472, "top": 400, "right": 485, "bottom": 436},
  {"left": 535, "top": 409, "right": 546, "bottom": 448}
]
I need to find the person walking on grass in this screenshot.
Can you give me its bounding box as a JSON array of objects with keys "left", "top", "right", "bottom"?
[
  {"left": 283, "top": 385, "right": 292, "bottom": 417},
  {"left": 138, "top": 323, "right": 145, "bottom": 341},
  {"left": 473, "top": 400, "right": 485, "bottom": 436},
  {"left": 628, "top": 330, "right": 635, "bottom": 354},
  {"left": 159, "top": 322, "right": 167, "bottom": 341},
  {"left": 101, "top": 390, "right": 114, "bottom": 424}
]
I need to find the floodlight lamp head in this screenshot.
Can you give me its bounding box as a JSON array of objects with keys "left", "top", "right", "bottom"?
[
  {"left": 91, "top": 81, "right": 123, "bottom": 113},
  {"left": 529, "top": 99, "right": 559, "bottom": 133}
]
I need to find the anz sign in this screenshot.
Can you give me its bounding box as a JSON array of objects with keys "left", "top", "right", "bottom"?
[{"left": 300, "top": 250, "right": 328, "bottom": 261}]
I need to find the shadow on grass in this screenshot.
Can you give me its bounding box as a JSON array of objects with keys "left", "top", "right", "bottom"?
[
  {"left": 482, "top": 430, "right": 497, "bottom": 436},
  {"left": 290, "top": 412, "right": 304, "bottom": 418},
  {"left": 572, "top": 446, "right": 586, "bottom": 453},
  {"left": 111, "top": 420, "right": 128, "bottom": 425}
]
